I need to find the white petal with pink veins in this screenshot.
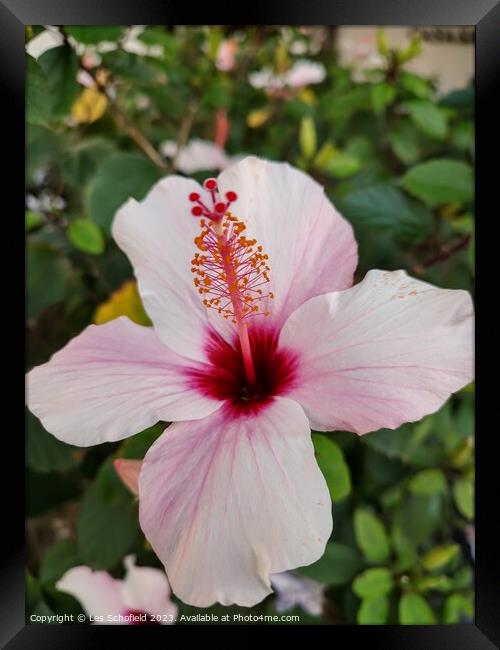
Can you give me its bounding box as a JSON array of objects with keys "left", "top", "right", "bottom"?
[
  {"left": 139, "top": 398, "right": 332, "bottom": 607},
  {"left": 285, "top": 61, "right": 326, "bottom": 87},
  {"left": 114, "top": 459, "right": 142, "bottom": 496},
  {"left": 160, "top": 139, "right": 230, "bottom": 174},
  {"left": 271, "top": 571, "right": 324, "bottom": 616},
  {"left": 280, "top": 269, "right": 474, "bottom": 435},
  {"left": 26, "top": 317, "right": 221, "bottom": 446},
  {"left": 56, "top": 566, "right": 124, "bottom": 622},
  {"left": 218, "top": 156, "right": 358, "bottom": 329},
  {"left": 121, "top": 555, "right": 178, "bottom": 621}
]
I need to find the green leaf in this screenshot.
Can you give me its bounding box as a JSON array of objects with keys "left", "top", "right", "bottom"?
[
  {"left": 364, "top": 446, "right": 407, "bottom": 489},
  {"left": 391, "top": 523, "right": 418, "bottom": 572},
  {"left": 398, "top": 493, "right": 443, "bottom": 545},
  {"left": 26, "top": 570, "right": 43, "bottom": 613},
  {"left": 416, "top": 575, "right": 452, "bottom": 592},
  {"left": 298, "top": 542, "right": 363, "bottom": 586},
  {"left": 408, "top": 469, "right": 447, "bottom": 495},
  {"left": 399, "top": 72, "right": 433, "bottom": 99},
  {"left": 312, "top": 433, "right": 351, "bottom": 501},
  {"left": 95, "top": 459, "right": 134, "bottom": 503},
  {"left": 440, "top": 85, "right": 474, "bottom": 108},
  {"left": 38, "top": 46, "right": 80, "bottom": 117},
  {"left": 327, "top": 153, "right": 361, "bottom": 179},
  {"left": 65, "top": 26, "right": 125, "bottom": 44},
  {"left": 39, "top": 539, "right": 81, "bottom": 585},
  {"left": 364, "top": 421, "right": 445, "bottom": 467},
  {"left": 449, "top": 214, "right": 474, "bottom": 236},
  {"left": 380, "top": 484, "right": 404, "bottom": 510},
  {"left": 27, "top": 242, "right": 75, "bottom": 319},
  {"left": 102, "top": 50, "right": 159, "bottom": 83},
  {"left": 31, "top": 600, "right": 56, "bottom": 618},
  {"left": 453, "top": 477, "right": 474, "bottom": 520},
  {"left": 61, "top": 137, "right": 116, "bottom": 186},
  {"left": 402, "top": 159, "right": 474, "bottom": 205},
  {"left": 43, "top": 583, "right": 86, "bottom": 618},
  {"left": 399, "top": 593, "right": 437, "bottom": 624},
  {"left": 354, "top": 508, "right": 390, "bottom": 564},
  {"left": 376, "top": 28, "right": 389, "bottom": 56},
  {"left": 336, "top": 184, "right": 433, "bottom": 238},
  {"left": 68, "top": 219, "right": 105, "bottom": 255},
  {"left": 26, "top": 411, "right": 79, "bottom": 473},
  {"left": 322, "top": 86, "right": 371, "bottom": 123},
  {"left": 26, "top": 210, "right": 44, "bottom": 231},
  {"left": 469, "top": 231, "right": 475, "bottom": 275},
  {"left": 203, "top": 77, "right": 232, "bottom": 109},
  {"left": 451, "top": 566, "right": 473, "bottom": 590},
  {"left": 397, "top": 34, "right": 423, "bottom": 64},
  {"left": 406, "top": 100, "right": 448, "bottom": 140},
  {"left": 26, "top": 468, "right": 80, "bottom": 517},
  {"left": 451, "top": 121, "right": 474, "bottom": 151},
  {"left": 421, "top": 544, "right": 460, "bottom": 571},
  {"left": 26, "top": 124, "right": 64, "bottom": 184},
  {"left": 26, "top": 56, "right": 52, "bottom": 126},
  {"left": 313, "top": 141, "right": 337, "bottom": 170},
  {"left": 353, "top": 568, "right": 393, "bottom": 598},
  {"left": 443, "top": 593, "right": 474, "bottom": 624},
  {"left": 77, "top": 480, "right": 139, "bottom": 570},
  {"left": 357, "top": 595, "right": 389, "bottom": 624},
  {"left": 299, "top": 116, "right": 317, "bottom": 160},
  {"left": 371, "top": 82, "right": 396, "bottom": 114},
  {"left": 87, "top": 153, "right": 162, "bottom": 232},
  {"left": 388, "top": 121, "right": 421, "bottom": 164}
]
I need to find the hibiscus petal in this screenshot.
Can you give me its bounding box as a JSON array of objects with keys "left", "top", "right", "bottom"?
[
  {"left": 56, "top": 566, "right": 124, "bottom": 621},
  {"left": 139, "top": 398, "right": 332, "bottom": 607},
  {"left": 280, "top": 269, "right": 474, "bottom": 434},
  {"left": 160, "top": 139, "right": 230, "bottom": 174},
  {"left": 26, "top": 317, "right": 221, "bottom": 446},
  {"left": 271, "top": 571, "right": 324, "bottom": 616},
  {"left": 114, "top": 459, "right": 142, "bottom": 496},
  {"left": 121, "top": 555, "right": 178, "bottom": 620},
  {"left": 217, "top": 156, "right": 358, "bottom": 328},
  {"left": 112, "top": 175, "right": 232, "bottom": 362}
]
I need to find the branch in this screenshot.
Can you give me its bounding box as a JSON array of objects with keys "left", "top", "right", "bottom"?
[
  {"left": 412, "top": 235, "right": 471, "bottom": 275},
  {"left": 107, "top": 100, "right": 168, "bottom": 170}
]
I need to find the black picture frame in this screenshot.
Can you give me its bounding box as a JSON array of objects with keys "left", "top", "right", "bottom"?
[{"left": 5, "top": 0, "right": 499, "bottom": 646}]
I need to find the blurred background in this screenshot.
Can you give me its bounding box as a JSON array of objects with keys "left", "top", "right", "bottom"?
[{"left": 26, "top": 25, "right": 475, "bottom": 625}]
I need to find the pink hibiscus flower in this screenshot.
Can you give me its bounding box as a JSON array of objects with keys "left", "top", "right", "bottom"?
[
  {"left": 57, "top": 555, "right": 177, "bottom": 624},
  {"left": 26, "top": 156, "right": 474, "bottom": 607},
  {"left": 249, "top": 60, "right": 326, "bottom": 91},
  {"left": 216, "top": 38, "right": 238, "bottom": 72}
]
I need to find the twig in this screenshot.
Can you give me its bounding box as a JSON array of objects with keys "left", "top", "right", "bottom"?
[
  {"left": 412, "top": 235, "right": 471, "bottom": 274},
  {"left": 169, "top": 99, "right": 199, "bottom": 172},
  {"left": 107, "top": 101, "right": 168, "bottom": 170},
  {"left": 59, "top": 27, "right": 167, "bottom": 170}
]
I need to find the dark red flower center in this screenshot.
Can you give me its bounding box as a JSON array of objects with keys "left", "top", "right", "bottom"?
[
  {"left": 122, "top": 609, "right": 161, "bottom": 625},
  {"left": 189, "top": 326, "right": 298, "bottom": 415}
]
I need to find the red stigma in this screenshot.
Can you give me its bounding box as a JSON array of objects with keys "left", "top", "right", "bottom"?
[
  {"left": 186, "top": 181, "right": 239, "bottom": 223},
  {"left": 204, "top": 178, "right": 218, "bottom": 191}
]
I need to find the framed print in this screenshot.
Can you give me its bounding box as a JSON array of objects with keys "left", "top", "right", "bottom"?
[{"left": 2, "top": 0, "right": 498, "bottom": 646}]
